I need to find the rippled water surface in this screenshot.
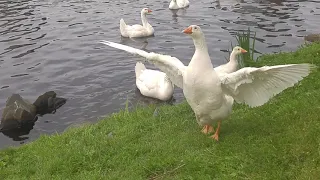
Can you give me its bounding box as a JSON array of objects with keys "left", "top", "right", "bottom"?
[{"left": 0, "top": 0, "right": 319, "bottom": 148}]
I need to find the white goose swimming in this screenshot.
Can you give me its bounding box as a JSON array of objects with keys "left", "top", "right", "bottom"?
[
  {"left": 120, "top": 8, "right": 154, "bottom": 38},
  {"left": 169, "top": 0, "right": 190, "bottom": 9},
  {"left": 100, "top": 25, "right": 315, "bottom": 141},
  {"left": 135, "top": 62, "right": 174, "bottom": 101}
]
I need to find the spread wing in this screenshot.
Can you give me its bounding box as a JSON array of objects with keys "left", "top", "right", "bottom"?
[
  {"left": 219, "top": 63, "right": 316, "bottom": 107},
  {"left": 100, "top": 40, "right": 186, "bottom": 88}
]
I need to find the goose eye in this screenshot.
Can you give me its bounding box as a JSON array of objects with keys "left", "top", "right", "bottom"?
[{"left": 194, "top": 27, "right": 197, "bottom": 30}]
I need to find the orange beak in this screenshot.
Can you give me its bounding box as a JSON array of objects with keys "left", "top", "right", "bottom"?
[
  {"left": 148, "top": 9, "right": 152, "bottom": 13},
  {"left": 241, "top": 48, "right": 247, "bottom": 53},
  {"left": 183, "top": 26, "right": 193, "bottom": 34}
]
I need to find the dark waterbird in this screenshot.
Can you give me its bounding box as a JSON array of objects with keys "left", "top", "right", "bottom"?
[
  {"left": 0, "top": 91, "right": 67, "bottom": 140},
  {"left": 33, "top": 91, "right": 67, "bottom": 116}
]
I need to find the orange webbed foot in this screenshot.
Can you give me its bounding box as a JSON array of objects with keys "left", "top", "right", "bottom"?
[
  {"left": 201, "top": 125, "right": 214, "bottom": 134},
  {"left": 210, "top": 134, "right": 219, "bottom": 141},
  {"left": 210, "top": 121, "right": 221, "bottom": 141}
]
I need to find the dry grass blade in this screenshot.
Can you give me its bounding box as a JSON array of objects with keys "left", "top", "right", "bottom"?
[{"left": 148, "top": 163, "right": 186, "bottom": 180}]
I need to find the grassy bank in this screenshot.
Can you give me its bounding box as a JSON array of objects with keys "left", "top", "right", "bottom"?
[{"left": 1, "top": 43, "right": 320, "bottom": 179}]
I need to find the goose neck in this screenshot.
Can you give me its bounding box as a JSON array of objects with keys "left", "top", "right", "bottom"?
[
  {"left": 230, "top": 51, "right": 238, "bottom": 62},
  {"left": 141, "top": 13, "right": 148, "bottom": 27},
  {"left": 193, "top": 35, "right": 208, "bottom": 53}
]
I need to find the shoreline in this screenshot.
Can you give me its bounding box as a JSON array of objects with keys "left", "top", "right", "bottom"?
[{"left": 0, "top": 43, "right": 319, "bottom": 179}]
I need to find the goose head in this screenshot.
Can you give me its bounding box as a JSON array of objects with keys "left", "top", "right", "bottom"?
[
  {"left": 182, "top": 25, "right": 203, "bottom": 37},
  {"left": 141, "top": 8, "right": 152, "bottom": 15},
  {"left": 182, "top": 25, "right": 203, "bottom": 38},
  {"left": 231, "top": 46, "right": 247, "bottom": 55},
  {"left": 183, "top": 25, "right": 208, "bottom": 50}
]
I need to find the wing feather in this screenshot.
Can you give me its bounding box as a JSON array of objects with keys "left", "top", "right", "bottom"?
[
  {"left": 100, "top": 40, "right": 186, "bottom": 88},
  {"left": 220, "top": 63, "right": 316, "bottom": 107}
]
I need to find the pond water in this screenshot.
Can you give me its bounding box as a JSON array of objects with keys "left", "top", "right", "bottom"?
[{"left": 0, "top": 0, "right": 319, "bottom": 149}]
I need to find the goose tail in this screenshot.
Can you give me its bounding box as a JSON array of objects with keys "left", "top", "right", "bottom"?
[{"left": 135, "top": 61, "right": 146, "bottom": 78}]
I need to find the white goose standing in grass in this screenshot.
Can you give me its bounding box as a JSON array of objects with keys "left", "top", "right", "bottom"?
[
  {"left": 120, "top": 8, "right": 154, "bottom": 38},
  {"left": 100, "top": 25, "right": 315, "bottom": 141},
  {"left": 215, "top": 46, "right": 247, "bottom": 74},
  {"left": 169, "top": 0, "right": 190, "bottom": 9},
  {"left": 135, "top": 62, "right": 174, "bottom": 101}
]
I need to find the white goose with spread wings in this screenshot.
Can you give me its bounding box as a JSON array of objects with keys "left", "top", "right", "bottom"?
[
  {"left": 100, "top": 25, "right": 315, "bottom": 141},
  {"left": 134, "top": 46, "right": 246, "bottom": 102}
]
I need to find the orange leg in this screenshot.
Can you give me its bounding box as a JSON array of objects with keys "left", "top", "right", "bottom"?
[
  {"left": 210, "top": 121, "right": 221, "bottom": 141},
  {"left": 201, "top": 125, "right": 214, "bottom": 134}
]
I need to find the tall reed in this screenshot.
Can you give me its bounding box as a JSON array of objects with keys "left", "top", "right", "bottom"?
[{"left": 229, "top": 27, "right": 257, "bottom": 68}]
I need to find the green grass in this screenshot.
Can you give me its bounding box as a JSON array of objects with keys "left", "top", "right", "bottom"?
[{"left": 1, "top": 43, "right": 320, "bottom": 179}]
